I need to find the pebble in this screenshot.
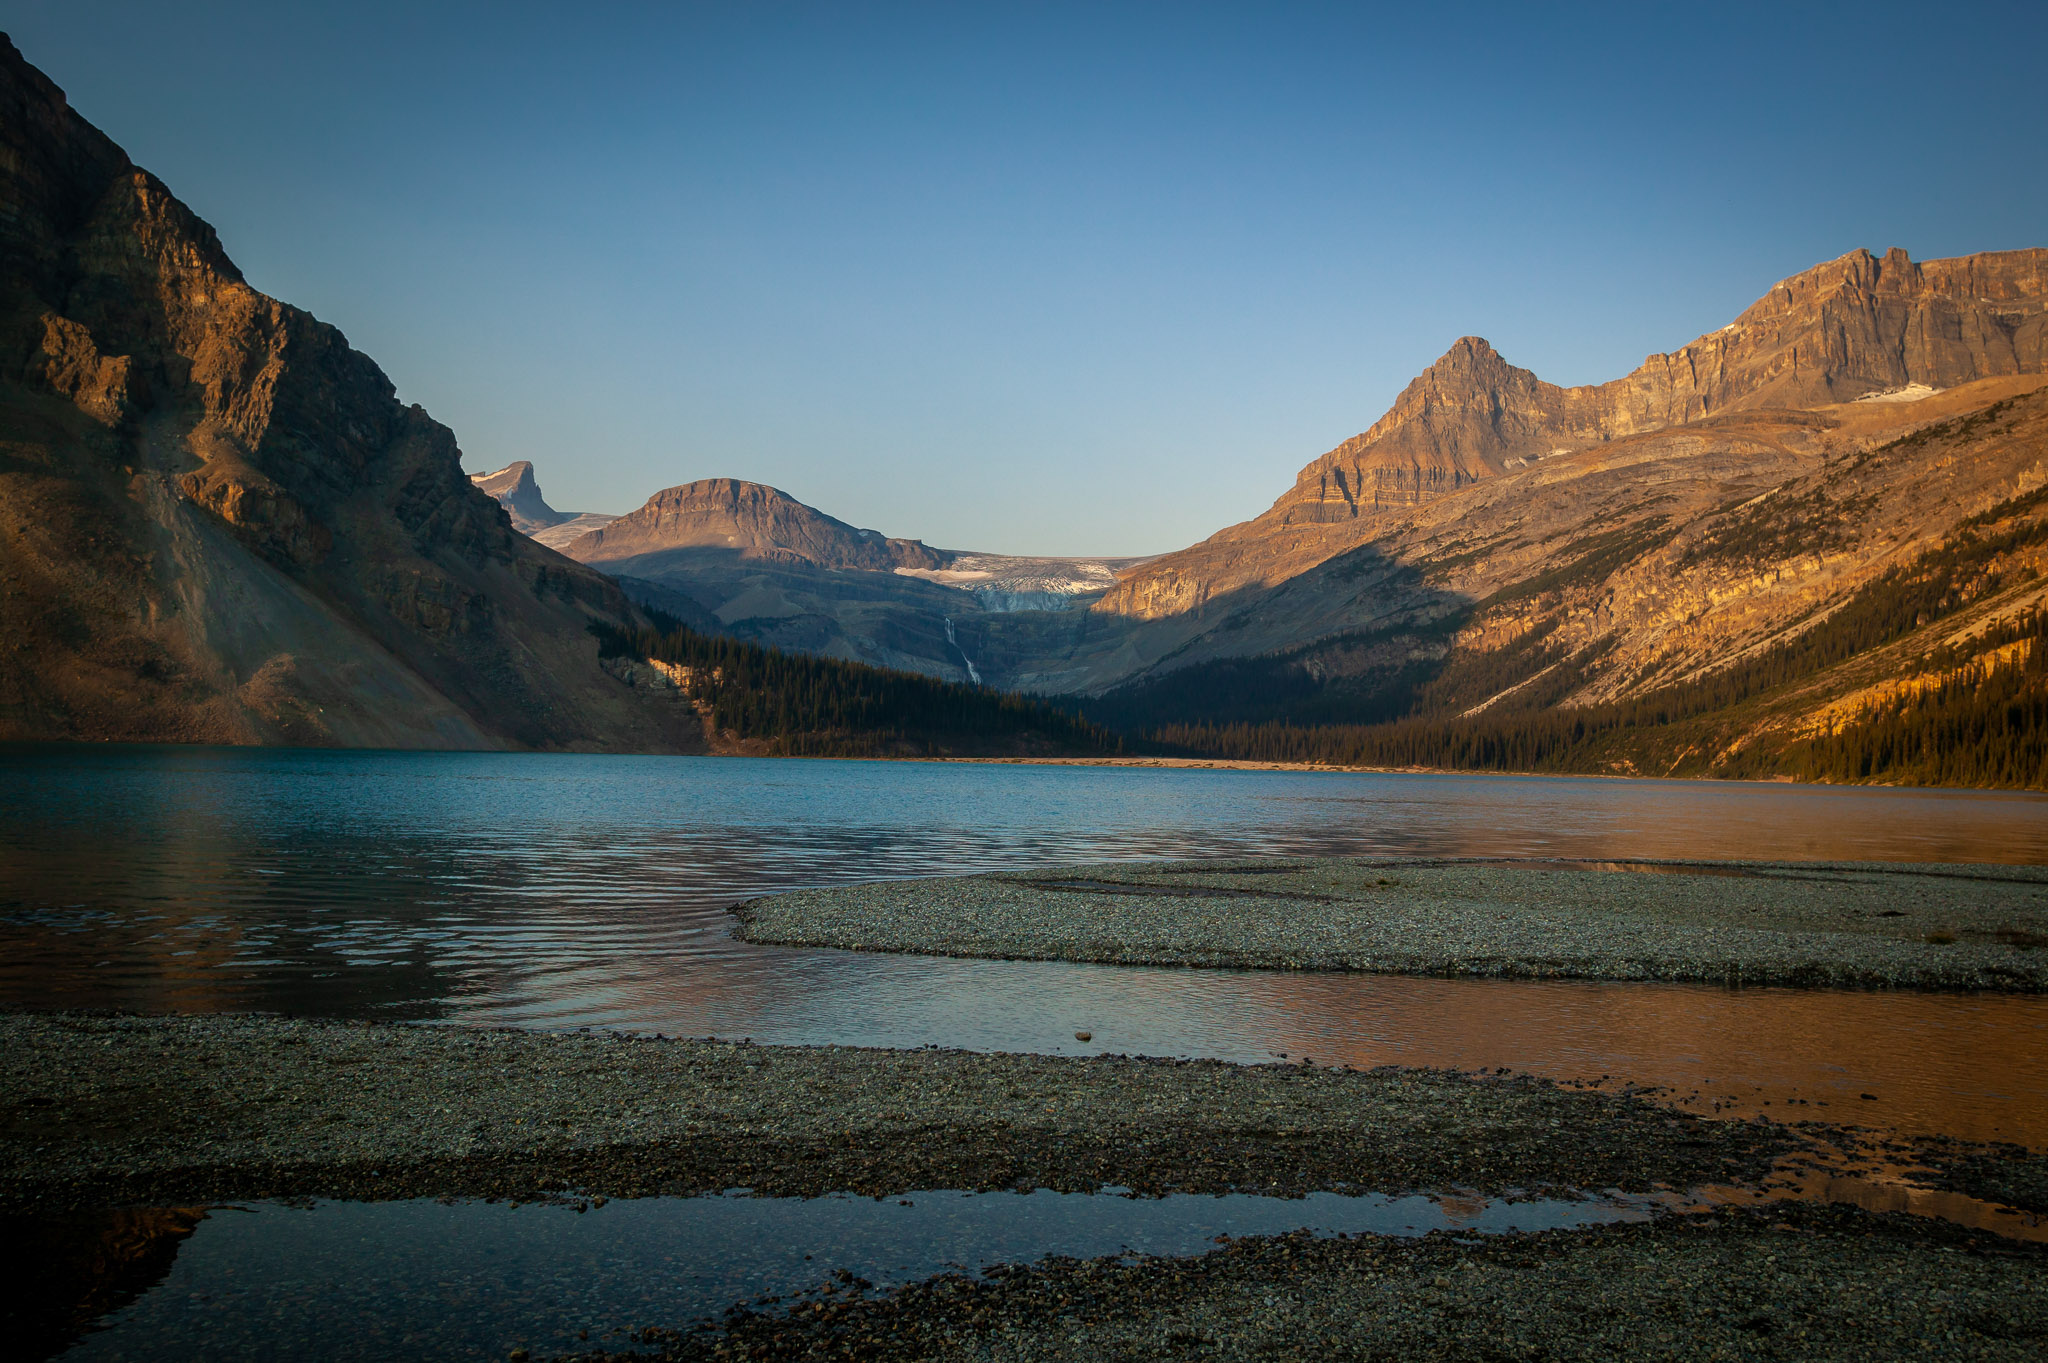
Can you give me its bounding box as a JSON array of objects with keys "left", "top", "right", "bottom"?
[{"left": 735, "top": 856, "right": 2048, "bottom": 992}]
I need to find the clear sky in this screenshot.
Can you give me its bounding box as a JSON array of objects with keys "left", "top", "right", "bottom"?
[{"left": 10, "top": 2, "right": 2047, "bottom": 555}]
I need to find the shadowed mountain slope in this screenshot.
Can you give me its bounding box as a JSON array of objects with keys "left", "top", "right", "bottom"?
[
  {"left": 1104, "top": 247, "right": 2048, "bottom": 621},
  {"left": 0, "top": 36, "right": 701, "bottom": 749},
  {"left": 1097, "top": 376, "right": 2048, "bottom": 785},
  {"left": 545, "top": 474, "right": 1149, "bottom": 683}
]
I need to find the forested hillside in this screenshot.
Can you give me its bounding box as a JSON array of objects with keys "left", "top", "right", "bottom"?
[
  {"left": 1146, "top": 484, "right": 2048, "bottom": 789},
  {"left": 594, "top": 618, "right": 1122, "bottom": 759}
]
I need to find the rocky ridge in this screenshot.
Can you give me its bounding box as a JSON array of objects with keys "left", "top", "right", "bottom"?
[
  {"left": 0, "top": 36, "right": 699, "bottom": 749},
  {"left": 545, "top": 474, "right": 1152, "bottom": 682},
  {"left": 1102, "top": 247, "right": 2048, "bottom": 620},
  {"left": 568, "top": 477, "right": 947, "bottom": 574}
]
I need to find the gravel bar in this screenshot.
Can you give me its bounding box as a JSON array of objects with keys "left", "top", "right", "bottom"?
[
  {"left": 581, "top": 1204, "right": 2048, "bottom": 1362},
  {"left": 1, "top": 1013, "right": 1799, "bottom": 1210},
  {"left": 734, "top": 857, "right": 2048, "bottom": 992}
]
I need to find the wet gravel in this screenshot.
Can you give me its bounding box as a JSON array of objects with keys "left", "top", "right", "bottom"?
[
  {"left": 568, "top": 1204, "right": 2048, "bottom": 1362},
  {"left": 1, "top": 1013, "right": 1799, "bottom": 1211},
  {"left": 735, "top": 857, "right": 2048, "bottom": 992},
  {"left": 1906, "top": 1137, "right": 2048, "bottom": 1216}
]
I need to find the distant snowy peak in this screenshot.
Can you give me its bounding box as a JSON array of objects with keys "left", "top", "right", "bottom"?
[
  {"left": 895, "top": 553, "right": 1158, "bottom": 613},
  {"left": 470, "top": 461, "right": 615, "bottom": 542}
]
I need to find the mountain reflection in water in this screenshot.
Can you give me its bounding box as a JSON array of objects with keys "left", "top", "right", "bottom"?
[{"left": 3, "top": 748, "right": 2045, "bottom": 1145}]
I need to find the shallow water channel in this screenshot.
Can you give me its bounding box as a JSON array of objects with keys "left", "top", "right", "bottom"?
[
  {"left": 24, "top": 1189, "right": 1651, "bottom": 1361},
  {"left": 5, "top": 749, "right": 2047, "bottom": 1355}
]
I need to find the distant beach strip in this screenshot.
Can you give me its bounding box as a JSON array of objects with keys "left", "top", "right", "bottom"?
[{"left": 733, "top": 858, "right": 2048, "bottom": 993}]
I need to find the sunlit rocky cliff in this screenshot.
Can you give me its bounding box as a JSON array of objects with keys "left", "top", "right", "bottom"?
[
  {"left": 1101, "top": 247, "right": 2048, "bottom": 620},
  {"left": 0, "top": 37, "right": 701, "bottom": 749}
]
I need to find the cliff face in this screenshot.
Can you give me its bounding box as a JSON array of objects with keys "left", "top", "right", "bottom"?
[
  {"left": 1087, "top": 374, "right": 2048, "bottom": 777},
  {"left": 1102, "top": 247, "right": 2048, "bottom": 619},
  {"left": 469, "top": 460, "right": 616, "bottom": 549},
  {"left": 567, "top": 478, "right": 946, "bottom": 574},
  {"left": 0, "top": 36, "right": 702, "bottom": 749},
  {"left": 470, "top": 461, "right": 567, "bottom": 534}
]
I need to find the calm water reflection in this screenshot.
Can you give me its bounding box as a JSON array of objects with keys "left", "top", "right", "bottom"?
[
  {"left": 4, "top": 747, "right": 2046, "bottom": 1142},
  {"left": 36, "top": 1190, "right": 1652, "bottom": 1362}
]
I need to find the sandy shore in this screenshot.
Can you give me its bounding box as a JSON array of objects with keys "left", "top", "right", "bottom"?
[{"left": 735, "top": 857, "right": 2048, "bottom": 992}]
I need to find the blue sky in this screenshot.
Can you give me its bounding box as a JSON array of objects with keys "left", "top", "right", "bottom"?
[{"left": 11, "top": 2, "right": 2047, "bottom": 554}]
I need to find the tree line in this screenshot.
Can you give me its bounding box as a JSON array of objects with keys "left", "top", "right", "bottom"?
[
  {"left": 593, "top": 616, "right": 1123, "bottom": 758},
  {"left": 1146, "top": 488, "right": 2048, "bottom": 790}
]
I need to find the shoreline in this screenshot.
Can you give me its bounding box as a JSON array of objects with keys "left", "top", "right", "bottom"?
[
  {"left": 12, "top": 1012, "right": 2048, "bottom": 1361},
  {"left": 2, "top": 1012, "right": 1795, "bottom": 1211},
  {"left": 16, "top": 741, "right": 2048, "bottom": 797},
  {"left": 571, "top": 1206, "right": 2048, "bottom": 1362},
  {"left": 735, "top": 856, "right": 2048, "bottom": 994}
]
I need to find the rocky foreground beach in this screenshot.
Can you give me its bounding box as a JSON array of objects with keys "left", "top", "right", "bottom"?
[
  {"left": 735, "top": 857, "right": 2048, "bottom": 992},
  {"left": 7, "top": 1011, "right": 2048, "bottom": 1359},
  {"left": 2, "top": 1013, "right": 1793, "bottom": 1208}
]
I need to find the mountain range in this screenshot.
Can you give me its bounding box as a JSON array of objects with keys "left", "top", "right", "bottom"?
[
  {"left": 475, "top": 465, "right": 1152, "bottom": 680},
  {"left": 6, "top": 31, "right": 2046, "bottom": 783}
]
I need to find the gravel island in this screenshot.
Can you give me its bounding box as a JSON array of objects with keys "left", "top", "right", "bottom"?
[
  {"left": 734, "top": 857, "right": 2048, "bottom": 992},
  {"left": 2, "top": 1013, "right": 1789, "bottom": 1209},
  {"left": 10, "top": 1013, "right": 2046, "bottom": 1360}
]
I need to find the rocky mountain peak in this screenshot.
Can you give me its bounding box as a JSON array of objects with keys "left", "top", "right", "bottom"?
[
  {"left": 565, "top": 477, "right": 947, "bottom": 574},
  {"left": 470, "top": 460, "right": 566, "bottom": 533},
  {"left": 473, "top": 460, "right": 540, "bottom": 496},
  {"left": 1099, "top": 245, "right": 2048, "bottom": 621},
  {"left": 0, "top": 36, "right": 699, "bottom": 750}
]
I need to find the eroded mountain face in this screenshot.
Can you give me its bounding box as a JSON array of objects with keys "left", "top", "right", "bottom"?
[
  {"left": 0, "top": 38, "right": 701, "bottom": 749},
  {"left": 1103, "top": 247, "right": 2048, "bottom": 621},
  {"left": 1080, "top": 375, "right": 2048, "bottom": 776}
]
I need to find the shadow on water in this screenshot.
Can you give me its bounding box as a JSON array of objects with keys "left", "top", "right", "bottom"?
[
  {"left": 0, "top": 1208, "right": 204, "bottom": 1360},
  {"left": 0, "top": 1189, "right": 1669, "bottom": 1362},
  {"left": 21, "top": 1166, "right": 2047, "bottom": 1363}
]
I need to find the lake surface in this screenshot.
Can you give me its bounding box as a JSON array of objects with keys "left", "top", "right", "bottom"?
[
  {"left": 9, "top": 748, "right": 2048, "bottom": 1358},
  {"left": 4, "top": 747, "right": 2048, "bottom": 1142}
]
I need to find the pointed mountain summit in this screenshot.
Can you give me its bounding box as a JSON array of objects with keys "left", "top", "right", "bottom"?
[
  {"left": 470, "top": 461, "right": 565, "bottom": 532},
  {"left": 1100, "top": 246, "right": 2048, "bottom": 618},
  {"left": 468, "top": 461, "right": 615, "bottom": 549}
]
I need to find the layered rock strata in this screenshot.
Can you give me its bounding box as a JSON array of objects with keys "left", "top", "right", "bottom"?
[{"left": 1104, "top": 247, "right": 2048, "bottom": 619}]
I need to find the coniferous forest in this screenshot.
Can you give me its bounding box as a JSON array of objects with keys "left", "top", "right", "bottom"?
[
  {"left": 1139, "top": 496, "right": 2048, "bottom": 790},
  {"left": 593, "top": 617, "right": 1123, "bottom": 758},
  {"left": 592, "top": 487, "right": 2048, "bottom": 787}
]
